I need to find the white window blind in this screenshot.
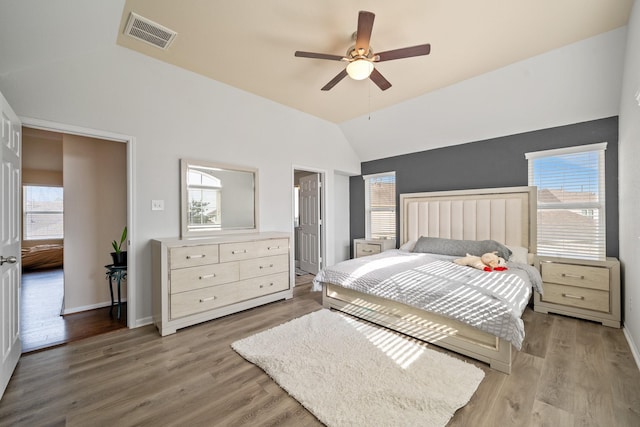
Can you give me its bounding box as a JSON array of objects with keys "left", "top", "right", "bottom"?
[
  {"left": 526, "top": 143, "right": 606, "bottom": 260},
  {"left": 23, "top": 185, "right": 64, "bottom": 240},
  {"left": 364, "top": 172, "right": 396, "bottom": 242}
]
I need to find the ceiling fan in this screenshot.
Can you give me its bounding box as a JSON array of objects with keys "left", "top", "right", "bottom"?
[{"left": 294, "top": 11, "right": 431, "bottom": 91}]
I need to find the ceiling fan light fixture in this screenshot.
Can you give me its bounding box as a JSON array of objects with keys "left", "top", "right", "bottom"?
[{"left": 346, "top": 59, "right": 374, "bottom": 80}]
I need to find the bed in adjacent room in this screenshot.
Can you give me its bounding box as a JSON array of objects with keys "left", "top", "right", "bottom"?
[
  {"left": 314, "top": 186, "right": 540, "bottom": 374},
  {"left": 21, "top": 244, "right": 64, "bottom": 270}
]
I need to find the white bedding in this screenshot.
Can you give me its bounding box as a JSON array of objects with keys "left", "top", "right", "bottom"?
[{"left": 313, "top": 250, "right": 543, "bottom": 350}]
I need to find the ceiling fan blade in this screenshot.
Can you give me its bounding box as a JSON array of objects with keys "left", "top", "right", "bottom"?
[
  {"left": 295, "top": 51, "right": 345, "bottom": 61},
  {"left": 370, "top": 68, "right": 392, "bottom": 91},
  {"left": 355, "top": 11, "right": 375, "bottom": 52},
  {"left": 375, "top": 44, "right": 431, "bottom": 62},
  {"left": 321, "top": 69, "right": 348, "bottom": 91}
]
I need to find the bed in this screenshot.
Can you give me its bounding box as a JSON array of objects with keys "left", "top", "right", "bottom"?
[
  {"left": 315, "top": 186, "right": 539, "bottom": 374},
  {"left": 21, "top": 244, "right": 64, "bottom": 270}
]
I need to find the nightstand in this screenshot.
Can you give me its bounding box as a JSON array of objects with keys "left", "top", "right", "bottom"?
[
  {"left": 534, "top": 256, "right": 620, "bottom": 328},
  {"left": 353, "top": 238, "right": 396, "bottom": 258}
]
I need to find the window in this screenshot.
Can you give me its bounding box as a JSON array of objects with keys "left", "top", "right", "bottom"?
[
  {"left": 364, "top": 172, "right": 396, "bottom": 242},
  {"left": 186, "top": 168, "right": 222, "bottom": 229},
  {"left": 526, "top": 143, "right": 606, "bottom": 260},
  {"left": 23, "top": 185, "right": 64, "bottom": 240}
]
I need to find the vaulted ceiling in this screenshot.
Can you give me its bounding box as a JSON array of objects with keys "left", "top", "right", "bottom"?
[{"left": 115, "top": 0, "right": 633, "bottom": 123}]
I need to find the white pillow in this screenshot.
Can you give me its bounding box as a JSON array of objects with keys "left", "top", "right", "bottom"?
[
  {"left": 507, "top": 245, "right": 529, "bottom": 264},
  {"left": 399, "top": 240, "right": 417, "bottom": 252}
]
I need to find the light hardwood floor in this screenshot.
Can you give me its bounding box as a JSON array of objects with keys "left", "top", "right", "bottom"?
[{"left": 1, "top": 275, "right": 639, "bottom": 426}]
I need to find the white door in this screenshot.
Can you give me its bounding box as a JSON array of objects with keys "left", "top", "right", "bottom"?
[
  {"left": 299, "top": 174, "right": 320, "bottom": 274},
  {"left": 0, "top": 91, "right": 22, "bottom": 399}
]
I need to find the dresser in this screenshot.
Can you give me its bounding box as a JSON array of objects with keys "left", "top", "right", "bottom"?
[
  {"left": 533, "top": 256, "right": 620, "bottom": 328},
  {"left": 353, "top": 238, "right": 396, "bottom": 258},
  {"left": 152, "top": 232, "right": 293, "bottom": 336}
]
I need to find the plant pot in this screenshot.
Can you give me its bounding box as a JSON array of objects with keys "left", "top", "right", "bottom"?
[{"left": 110, "top": 251, "right": 127, "bottom": 267}]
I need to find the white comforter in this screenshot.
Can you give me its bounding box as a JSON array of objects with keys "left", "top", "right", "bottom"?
[{"left": 313, "top": 250, "right": 543, "bottom": 350}]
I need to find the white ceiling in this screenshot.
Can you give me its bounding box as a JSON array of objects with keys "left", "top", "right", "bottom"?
[{"left": 114, "top": 0, "right": 633, "bottom": 123}]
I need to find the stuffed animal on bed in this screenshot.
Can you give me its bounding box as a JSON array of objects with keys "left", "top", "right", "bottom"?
[{"left": 454, "top": 252, "right": 508, "bottom": 272}]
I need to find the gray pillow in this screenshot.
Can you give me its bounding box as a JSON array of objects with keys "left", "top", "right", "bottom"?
[{"left": 412, "top": 236, "right": 512, "bottom": 260}]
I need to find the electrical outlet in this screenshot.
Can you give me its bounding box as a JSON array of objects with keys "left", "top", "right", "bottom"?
[{"left": 151, "top": 200, "right": 164, "bottom": 211}]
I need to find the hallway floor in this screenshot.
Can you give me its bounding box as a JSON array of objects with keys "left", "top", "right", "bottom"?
[{"left": 20, "top": 268, "right": 127, "bottom": 353}]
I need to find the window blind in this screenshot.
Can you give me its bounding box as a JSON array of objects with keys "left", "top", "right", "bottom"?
[
  {"left": 364, "top": 172, "right": 396, "bottom": 241},
  {"left": 526, "top": 143, "right": 606, "bottom": 260}
]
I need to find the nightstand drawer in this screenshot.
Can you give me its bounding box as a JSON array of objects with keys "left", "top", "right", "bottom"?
[
  {"left": 356, "top": 243, "right": 381, "bottom": 257},
  {"left": 541, "top": 283, "right": 609, "bottom": 312},
  {"left": 541, "top": 262, "right": 609, "bottom": 291}
]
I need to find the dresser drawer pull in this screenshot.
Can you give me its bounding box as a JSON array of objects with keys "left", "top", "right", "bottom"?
[
  {"left": 268, "top": 246, "right": 280, "bottom": 250},
  {"left": 199, "top": 296, "right": 216, "bottom": 303},
  {"left": 186, "top": 254, "right": 206, "bottom": 259},
  {"left": 561, "top": 273, "right": 584, "bottom": 280},
  {"left": 362, "top": 249, "right": 373, "bottom": 253},
  {"left": 259, "top": 283, "right": 275, "bottom": 289},
  {"left": 259, "top": 264, "right": 274, "bottom": 269},
  {"left": 232, "top": 249, "right": 248, "bottom": 255},
  {"left": 199, "top": 274, "right": 216, "bottom": 280},
  {"left": 562, "top": 293, "right": 585, "bottom": 300}
]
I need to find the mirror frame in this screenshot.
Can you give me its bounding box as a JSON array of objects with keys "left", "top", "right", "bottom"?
[{"left": 180, "top": 159, "right": 259, "bottom": 237}]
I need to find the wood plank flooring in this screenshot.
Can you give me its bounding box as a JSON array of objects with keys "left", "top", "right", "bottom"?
[
  {"left": 2, "top": 274, "right": 639, "bottom": 426},
  {"left": 21, "top": 269, "right": 127, "bottom": 353}
]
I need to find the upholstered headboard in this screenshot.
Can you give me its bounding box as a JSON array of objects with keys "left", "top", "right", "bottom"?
[{"left": 400, "top": 186, "right": 537, "bottom": 254}]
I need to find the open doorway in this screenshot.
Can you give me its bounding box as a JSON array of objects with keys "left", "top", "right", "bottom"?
[
  {"left": 20, "top": 127, "right": 128, "bottom": 353},
  {"left": 293, "top": 168, "right": 325, "bottom": 285}
]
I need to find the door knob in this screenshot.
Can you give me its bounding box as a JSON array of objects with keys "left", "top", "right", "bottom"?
[{"left": 0, "top": 255, "right": 17, "bottom": 266}]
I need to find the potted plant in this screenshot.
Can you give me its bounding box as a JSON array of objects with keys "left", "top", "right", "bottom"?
[{"left": 110, "top": 226, "right": 127, "bottom": 266}]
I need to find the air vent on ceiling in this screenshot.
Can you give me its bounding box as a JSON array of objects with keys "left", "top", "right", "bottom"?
[{"left": 124, "top": 12, "right": 177, "bottom": 50}]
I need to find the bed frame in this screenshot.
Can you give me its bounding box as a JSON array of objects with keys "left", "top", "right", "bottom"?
[{"left": 322, "top": 186, "right": 537, "bottom": 374}]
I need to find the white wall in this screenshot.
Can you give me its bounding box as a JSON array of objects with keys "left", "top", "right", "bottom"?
[
  {"left": 619, "top": 0, "right": 640, "bottom": 364},
  {"left": 340, "top": 28, "right": 627, "bottom": 161},
  {"left": 0, "top": 45, "right": 360, "bottom": 325}
]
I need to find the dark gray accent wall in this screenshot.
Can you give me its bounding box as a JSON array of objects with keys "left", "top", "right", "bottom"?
[{"left": 350, "top": 117, "right": 619, "bottom": 258}]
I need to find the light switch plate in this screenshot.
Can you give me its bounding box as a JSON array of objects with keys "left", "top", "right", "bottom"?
[{"left": 151, "top": 200, "right": 164, "bottom": 211}]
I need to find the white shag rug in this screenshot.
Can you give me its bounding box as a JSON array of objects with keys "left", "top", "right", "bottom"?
[{"left": 232, "top": 309, "right": 485, "bottom": 427}]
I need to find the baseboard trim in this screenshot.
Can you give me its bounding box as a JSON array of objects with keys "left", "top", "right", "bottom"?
[
  {"left": 135, "top": 316, "right": 154, "bottom": 328},
  {"left": 62, "top": 299, "right": 127, "bottom": 315},
  {"left": 623, "top": 326, "right": 640, "bottom": 371}
]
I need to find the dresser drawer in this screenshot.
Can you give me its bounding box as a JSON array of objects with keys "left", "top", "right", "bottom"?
[
  {"left": 238, "top": 272, "right": 290, "bottom": 299},
  {"left": 239, "top": 254, "right": 289, "bottom": 280},
  {"left": 541, "top": 262, "right": 609, "bottom": 291},
  {"left": 170, "top": 262, "right": 239, "bottom": 294},
  {"left": 219, "top": 239, "right": 288, "bottom": 262},
  {"left": 169, "top": 244, "right": 219, "bottom": 269},
  {"left": 541, "top": 283, "right": 609, "bottom": 312},
  {"left": 171, "top": 281, "right": 239, "bottom": 319},
  {"left": 356, "top": 243, "right": 382, "bottom": 258},
  {"left": 170, "top": 272, "right": 289, "bottom": 319}
]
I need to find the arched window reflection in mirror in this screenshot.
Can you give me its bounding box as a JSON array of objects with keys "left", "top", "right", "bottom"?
[{"left": 181, "top": 159, "right": 259, "bottom": 237}]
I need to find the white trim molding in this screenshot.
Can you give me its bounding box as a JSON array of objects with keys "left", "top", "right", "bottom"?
[
  {"left": 623, "top": 327, "right": 640, "bottom": 371},
  {"left": 19, "top": 116, "right": 137, "bottom": 329}
]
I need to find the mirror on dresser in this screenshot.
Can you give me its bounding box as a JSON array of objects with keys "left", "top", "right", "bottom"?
[{"left": 180, "top": 159, "right": 259, "bottom": 237}]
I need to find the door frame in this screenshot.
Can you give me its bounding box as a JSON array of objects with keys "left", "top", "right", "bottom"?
[
  {"left": 20, "top": 117, "right": 137, "bottom": 328},
  {"left": 292, "top": 166, "right": 326, "bottom": 277}
]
